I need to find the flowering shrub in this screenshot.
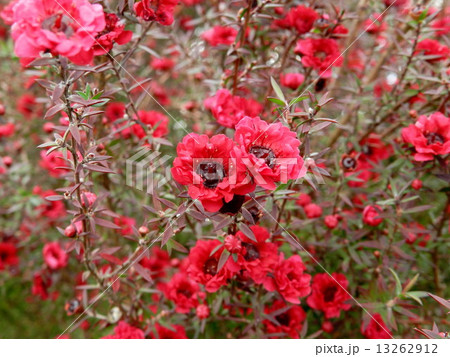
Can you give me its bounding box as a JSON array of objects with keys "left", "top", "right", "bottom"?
[{"left": 0, "top": 0, "right": 448, "bottom": 339}]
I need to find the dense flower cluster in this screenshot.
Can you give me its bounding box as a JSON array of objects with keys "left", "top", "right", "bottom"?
[{"left": 0, "top": 0, "right": 448, "bottom": 342}]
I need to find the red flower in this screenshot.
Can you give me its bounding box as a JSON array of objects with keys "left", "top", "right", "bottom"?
[
  {"left": 361, "top": 313, "right": 392, "bottom": 339},
  {"left": 103, "top": 321, "right": 145, "bottom": 339},
  {"left": 36, "top": 189, "right": 67, "bottom": 221},
  {"left": 43, "top": 242, "right": 68, "bottom": 270},
  {"left": 17, "top": 94, "right": 39, "bottom": 119},
  {"left": 304, "top": 203, "right": 322, "bottom": 219},
  {"left": 187, "top": 239, "right": 238, "bottom": 292},
  {"left": 362, "top": 205, "right": 383, "bottom": 227},
  {"left": 363, "top": 13, "right": 386, "bottom": 35},
  {"left": 93, "top": 13, "right": 132, "bottom": 56},
  {"left": 306, "top": 273, "right": 351, "bottom": 319},
  {"left": 294, "top": 38, "right": 343, "bottom": 78},
  {"left": 39, "top": 150, "right": 71, "bottom": 178},
  {"left": 113, "top": 215, "right": 136, "bottom": 236},
  {"left": 280, "top": 73, "right": 305, "bottom": 90},
  {"left": 153, "top": 324, "right": 187, "bottom": 339},
  {"left": 296, "top": 193, "right": 312, "bottom": 206},
  {"left": 163, "top": 272, "right": 200, "bottom": 313},
  {"left": 234, "top": 116, "right": 305, "bottom": 190},
  {"left": 31, "top": 272, "right": 52, "bottom": 300},
  {"left": 140, "top": 247, "right": 170, "bottom": 279},
  {"left": 273, "top": 5, "right": 318, "bottom": 34},
  {"left": 151, "top": 57, "right": 175, "bottom": 71},
  {"left": 202, "top": 26, "right": 237, "bottom": 46},
  {"left": 0, "top": 242, "right": 19, "bottom": 270},
  {"left": 404, "top": 222, "right": 430, "bottom": 247},
  {"left": 171, "top": 133, "right": 255, "bottom": 212},
  {"left": 263, "top": 300, "right": 306, "bottom": 339},
  {"left": 264, "top": 254, "right": 312, "bottom": 304},
  {"left": 0, "top": 122, "right": 15, "bottom": 138},
  {"left": 196, "top": 304, "right": 210, "bottom": 319},
  {"left": 224, "top": 234, "right": 242, "bottom": 254},
  {"left": 401, "top": 112, "right": 450, "bottom": 161},
  {"left": 131, "top": 110, "right": 169, "bottom": 139},
  {"left": 9, "top": 0, "right": 106, "bottom": 65},
  {"left": 105, "top": 102, "right": 126, "bottom": 122},
  {"left": 415, "top": 39, "right": 449, "bottom": 62},
  {"left": 134, "top": 0, "right": 178, "bottom": 26},
  {"left": 235, "top": 225, "right": 278, "bottom": 284},
  {"left": 324, "top": 215, "right": 339, "bottom": 229},
  {"left": 359, "top": 134, "right": 393, "bottom": 162},
  {"left": 204, "top": 89, "right": 262, "bottom": 129}
]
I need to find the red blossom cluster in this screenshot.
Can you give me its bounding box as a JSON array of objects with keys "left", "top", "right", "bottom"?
[{"left": 0, "top": 0, "right": 448, "bottom": 341}]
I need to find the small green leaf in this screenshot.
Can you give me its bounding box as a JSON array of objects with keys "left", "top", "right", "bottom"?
[
  {"left": 267, "top": 97, "right": 286, "bottom": 106},
  {"left": 289, "top": 96, "right": 308, "bottom": 106},
  {"left": 389, "top": 268, "right": 402, "bottom": 296},
  {"left": 270, "top": 76, "right": 285, "bottom": 102}
]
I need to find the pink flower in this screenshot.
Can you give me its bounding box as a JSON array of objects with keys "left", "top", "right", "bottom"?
[
  {"left": 134, "top": 0, "right": 178, "bottom": 26},
  {"left": 204, "top": 89, "right": 262, "bottom": 128},
  {"left": 280, "top": 73, "right": 305, "bottom": 90},
  {"left": 43, "top": 242, "right": 68, "bottom": 270},
  {"left": 362, "top": 205, "right": 383, "bottom": 227},
  {"left": 202, "top": 26, "right": 238, "bottom": 46},
  {"left": 401, "top": 112, "right": 450, "bottom": 161},
  {"left": 294, "top": 38, "right": 343, "bottom": 78},
  {"left": 171, "top": 133, "right": 255, "bottom": 212},
  {"left": 10, "top": 0, "right": 106, "bottom": 65},
  {"left": 234, "top": 116, "right": 305, "bottom": 190}
]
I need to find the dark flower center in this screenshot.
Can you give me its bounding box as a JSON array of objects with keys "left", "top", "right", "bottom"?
[
  {"left": 196, "top": 161, "right": 225, "bottom": 189},
  {"left": 362, "top": 145, "right": 372, "bottom": 156},
  {"left": 203, "top": 257, "right": 218, "bottom": 276},
  {"left": 315, "top": 51, "right": 328, "bottom": 59},
  {"left": 42, "top": 14, "right": 74, "bottom": 37},
  {"left": 425, "top": 132, "right": 444, "bottom": 145},
  {"left": 177, "top": 289, "right": 193, "bottom": 298},
  {"left": 242, "top": 242, "right": 260, "bottom": 261},
  {"left": 342, "top": 156, "right": 357, "bottom": 170},
  {"left": 66, "top": 299, "right": 80, "bottom": 314},
  {"left": 275, "top": 312, "right": 290, "bottom": 326},
  {"left": 249, "top": 146, "right": 276, "bottom": 169},
  {"left": 323, "top": 285, "right": 338, "bottom": 302}
]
